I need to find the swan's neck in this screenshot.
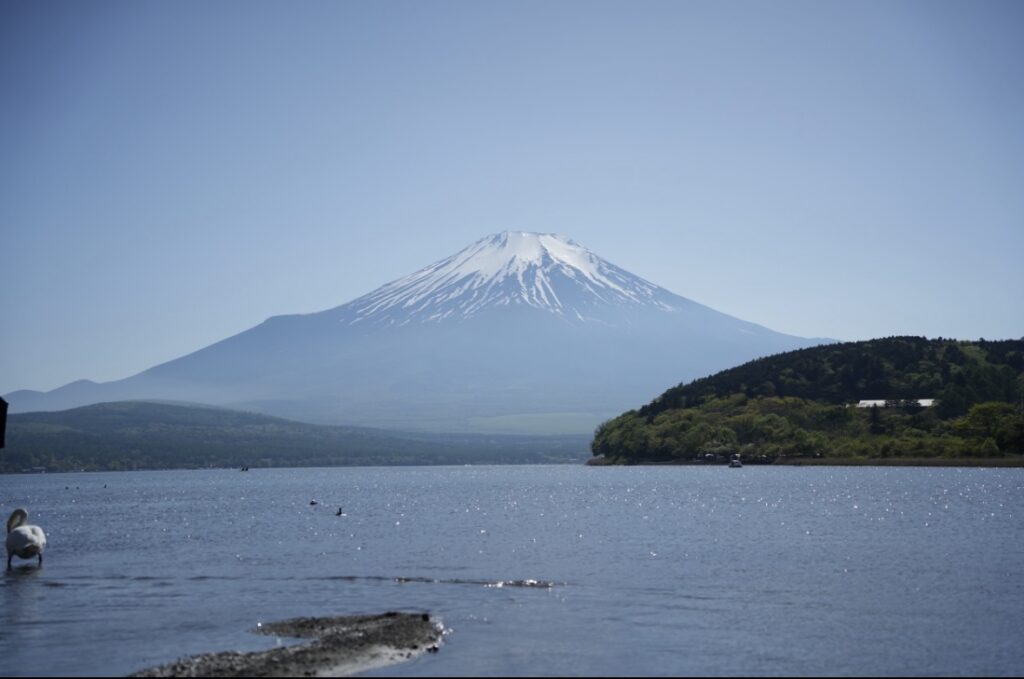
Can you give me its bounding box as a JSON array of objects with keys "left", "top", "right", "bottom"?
[{"left": 7, "top": 509, "right": 28, "bottom": 533}]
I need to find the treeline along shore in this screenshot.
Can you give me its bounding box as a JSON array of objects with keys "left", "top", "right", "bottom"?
[{"left": 591, "top": 337, "right": 1024, "bottom": 466}]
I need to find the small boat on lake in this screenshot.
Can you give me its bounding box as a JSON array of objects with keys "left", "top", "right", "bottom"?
[{"left": 728, "top": 454, "right": 743, "bottom": 468}]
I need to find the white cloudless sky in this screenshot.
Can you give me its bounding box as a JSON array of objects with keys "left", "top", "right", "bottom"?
[{"left": 1, "top": 0, "right": 1022, "bottom": 395}]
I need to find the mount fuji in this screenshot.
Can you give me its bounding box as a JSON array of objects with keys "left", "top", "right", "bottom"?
[{"left": 6, "top": 232, "right": 831, "bottom": 433}]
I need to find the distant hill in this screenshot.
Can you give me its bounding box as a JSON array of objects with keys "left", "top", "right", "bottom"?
[
  {"left": 591, "top": 337, "right": 1024, "bottom": 464},
  {"left": 1, "top": 401, "right": 589, "bottom": 473}
]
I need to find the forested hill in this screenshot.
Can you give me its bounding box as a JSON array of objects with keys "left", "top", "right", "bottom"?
[
  {"left": 641, "top": 337, "right": 1023, "bottom": 420},
  {"left": 592, "top": 337, "right": 1024, "bottom": 464},
  {"left": 2, "top": 401, "right": 589, "bottom": 473}
]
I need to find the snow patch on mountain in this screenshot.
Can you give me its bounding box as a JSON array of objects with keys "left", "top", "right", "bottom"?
[{"left": 343, "top": 231, "right": 679, "bottom": 326}]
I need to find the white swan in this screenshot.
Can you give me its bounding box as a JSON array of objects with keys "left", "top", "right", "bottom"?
[{"left": 6, "top": 508, "right": 47, "bottom": 569}]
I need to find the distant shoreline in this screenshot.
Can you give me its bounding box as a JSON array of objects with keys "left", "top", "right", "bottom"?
[{"left": 586, "top": 456, "right": 1024, "bottom": 468}]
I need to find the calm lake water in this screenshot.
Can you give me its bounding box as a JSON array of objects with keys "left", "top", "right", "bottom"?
[{"left": 2, "top": 465, "right": 1022, "bottom": 677}]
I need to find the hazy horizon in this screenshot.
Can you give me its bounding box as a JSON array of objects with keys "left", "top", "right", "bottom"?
[{"left": 2, "top": 0, "right": 1022, "bottom": 395}]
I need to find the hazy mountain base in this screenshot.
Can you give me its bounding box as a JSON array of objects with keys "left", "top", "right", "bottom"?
[
  {"left": 5, "top": 307, "right": 825, "bottom": 434},
  {"left": 1, "top": 401, "right": 589, "bottom": 473},
  {"left": 463, "top": 412, "right": 611, "bottom": 435}
]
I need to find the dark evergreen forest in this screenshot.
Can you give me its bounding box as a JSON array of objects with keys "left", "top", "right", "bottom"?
[{"left": 592, "top": 337, "right": 1024, "bottom": 464}]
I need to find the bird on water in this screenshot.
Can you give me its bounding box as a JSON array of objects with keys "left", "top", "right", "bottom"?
[{"left": 6, "top": 508, "right": 47, "bottom": 569}]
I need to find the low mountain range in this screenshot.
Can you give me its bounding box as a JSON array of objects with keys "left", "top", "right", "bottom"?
[
  {"left": 5, "top": 232, "right": 831, "bottom": 434},
  {"left": 2, "top": 400, "right": 589, "bottom": 473}
]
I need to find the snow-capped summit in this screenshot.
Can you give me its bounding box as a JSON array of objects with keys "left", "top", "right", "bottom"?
[{"left": 341, "top": 231, "right": 677, "bottom": 326}]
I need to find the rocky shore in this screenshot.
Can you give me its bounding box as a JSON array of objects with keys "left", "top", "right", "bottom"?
[{"left": 131, "top": 611, "right": 443, "bottom": 677}]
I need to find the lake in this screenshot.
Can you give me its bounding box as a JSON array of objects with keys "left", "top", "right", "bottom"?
[{"left": 2, "top": 465, "right": 1022, "bottom": 676}]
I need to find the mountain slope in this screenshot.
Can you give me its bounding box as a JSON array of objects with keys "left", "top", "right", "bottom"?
[{"left": 5, "top": 232, "right": 831, "bottom": 433}]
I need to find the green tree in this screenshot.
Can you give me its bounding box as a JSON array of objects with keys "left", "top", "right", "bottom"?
[{"left": 957, "top": 402, "right": 1016, "bottom": 440}]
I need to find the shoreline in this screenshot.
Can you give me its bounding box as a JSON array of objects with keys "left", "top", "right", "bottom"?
[
  {"left": 586, "top": 456, "right": 1024, "bottom": 468},
  {"left": 130, "top": 611, "right": 443, "bottom": 678}
]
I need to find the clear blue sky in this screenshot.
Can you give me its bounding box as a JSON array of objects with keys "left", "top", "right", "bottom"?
[{"left": 2, "top": 0, "right": 1022, "bottom": 395}]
